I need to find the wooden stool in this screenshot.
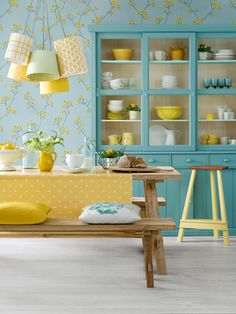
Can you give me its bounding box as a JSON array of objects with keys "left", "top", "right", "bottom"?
[{"left": 177, "top": 166, "right": 230, "bottom": 245}]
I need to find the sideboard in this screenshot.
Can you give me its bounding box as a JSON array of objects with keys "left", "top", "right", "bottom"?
[{"left": 88, "top": 24, "right": 236, "bottom": 235}]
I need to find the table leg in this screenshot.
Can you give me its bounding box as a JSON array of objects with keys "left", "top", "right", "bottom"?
[
  {"left": 143, "top": 231, "right": 154, "bottom": 288},
  {"left": 144, "top": 180, "right": 167, "bottom": 275}
]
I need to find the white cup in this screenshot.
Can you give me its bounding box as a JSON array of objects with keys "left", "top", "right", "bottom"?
[
  {"left": 154, "top": 50, "right": 168, "bottom": 60},
  {"left": 230, "top": 139, "right": 236, "bottom": 145},
  {"left": 65, "top": 154, "right": 84, "bottom": 169},
  {"left": 217, "top": 107, "right": 225, "bottom": 120},
  {"left": 220, "top": 137, "right": 230, "bottom": 145},
  {"left": 149, "top": 51, "right": 154, "bottom": 60},
  {"left": 229, "top": 111, "right": 235, "bottom": 119},
  {"left": 224, "top": 111, "right": 230, "bottom": 120}
]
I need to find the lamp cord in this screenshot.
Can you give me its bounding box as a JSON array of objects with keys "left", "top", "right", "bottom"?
[
  {"left": 54, "top": 0, "right": 66, "bottom": 37},
  {"left": 23, "top": 0, "right": 34, "bottom": 35},
  {"left": 45, "top": 0, "right": 52, "bottom": 50},
  {"left": 32, "top": 0, "right": 40, "bottom": 37},
  {"left": 42, "top": 0, "right": 45, "bottom": 50}
]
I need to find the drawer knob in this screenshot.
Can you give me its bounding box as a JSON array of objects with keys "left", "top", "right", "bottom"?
[
  {"left": 223, "top": 158, "right": 230, "bottom": 163},
  {"left": 186, "top": 158, "right": 192, "bottom": 163},
  {"left": 148, "top": 159, "right": 156, "bottom": 163}
]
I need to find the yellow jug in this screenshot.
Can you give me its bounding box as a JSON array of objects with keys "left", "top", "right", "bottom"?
[
  {"left": 37, "top": 151, "right": 57, "bottom": 172},
  {"left": 170, "top": 47, "right": 185, "bottom": 60}
]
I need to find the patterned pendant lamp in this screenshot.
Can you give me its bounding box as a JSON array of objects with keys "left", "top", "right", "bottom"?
[
  {"left": 53, "top": 0, "right": 88, "bottom": 78},
  {"left": 4, "top": 0, "right": 37, "bottom": 65},
  {"left": 26, "top": 0, "right": 60, "bottom": 82},
  {"left": 40, "top": 78, "right": 69, "bottom": 94}
]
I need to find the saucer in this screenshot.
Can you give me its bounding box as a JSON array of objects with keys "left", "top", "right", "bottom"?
[{"left": 62, "top": 167, "right": 85, "bottom": 173}]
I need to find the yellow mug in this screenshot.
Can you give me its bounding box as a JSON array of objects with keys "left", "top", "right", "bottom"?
[
  {"left": 206, "top": 113, "right": 214, "bottom": 120},
  {"left": 122, "top": 132, "right": 134, "bottom": 145},
  {"left": 108, "top": 134, "right": 122, "bottom": 145}
]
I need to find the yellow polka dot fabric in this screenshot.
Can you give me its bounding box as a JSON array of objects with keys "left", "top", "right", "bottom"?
[{"left": 0, "top": 168, "right": 132, "bottom": 218}]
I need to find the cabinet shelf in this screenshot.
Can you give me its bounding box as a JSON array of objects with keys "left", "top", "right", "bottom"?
[
  {"left": 150, "top": 119, "right": 189, "bottom": 122},
  {"left": 199, "top": 119, "right": 236, "bottom": 122},
  {"left": 198, "top": 60, "right": 236, "bottom": 64},
  {"left": 101, "top": 60, "right": 141, "bottom": 64},
  {"left": 198, "top": 89, "right": 236, "bottom": 95},
  {"left": 150, "top": 60, "right": 189, "bottom": 64},
  {"left": 102, "top": 119, "right": 141, "bottom": 122},
  {"left": 99, "top": 89, "right": 142, "bottom": 96},
  {"left": 149, "top": 89, "right": 191, "bottom": 95}
]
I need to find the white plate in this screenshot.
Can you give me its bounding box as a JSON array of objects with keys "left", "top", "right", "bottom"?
[
  {"left": 61, "top": 168, "right": 85, "bottom": 173},
  {"left": 149, "top": 125, "right": 168, "bottom": 145}
]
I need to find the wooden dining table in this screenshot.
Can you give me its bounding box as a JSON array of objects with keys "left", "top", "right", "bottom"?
[{"left": 0, "top": 165, "right": 181, "bottom": 275}]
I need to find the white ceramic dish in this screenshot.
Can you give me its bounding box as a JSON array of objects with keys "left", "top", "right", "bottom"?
[
  {"left": 149, "top": 125, "right": 168, "bottom": 145},
  {"left": 107, "top": 103, "right": 123, "bottom": 112},
  {"left": 61, "top": 168, "right": 85, "bottom": 174},
  {"left": 0, "top": 148, "right": 25, "bottom": 171}
]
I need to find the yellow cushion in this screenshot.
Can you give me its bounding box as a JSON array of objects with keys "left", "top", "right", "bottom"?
[{"left": 0, "top": 202, "right": 51, "bottom": 224}]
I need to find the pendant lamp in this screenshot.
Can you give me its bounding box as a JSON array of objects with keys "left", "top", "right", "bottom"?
[
  {"left": 54, "top": 36, "right": 88, "bottom": 78},
  {"left": 53, "top": 0, "right": 87, "bottom": 78},
  {"left": 4, "top": 33, "right": 33, "bottom": 66},
  {"left": 40, "top": 78, "right": 69, "bottom": 94},
  {"left": 7, "top": 63, "right": 30, "bottom": 81},
  {"left": 26, "top": 0, "right": 60, "bottom": 82},
  {"left": 26, "top": 50, "right": 60, "bottom": 81}
]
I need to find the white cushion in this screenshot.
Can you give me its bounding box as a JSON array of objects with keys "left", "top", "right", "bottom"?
[{"left": 79, "top": 202, "right": 141, "bottom": 224}]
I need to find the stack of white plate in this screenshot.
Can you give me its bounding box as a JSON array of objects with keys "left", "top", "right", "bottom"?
[
  {"left": 161, "top": 75, "right": 178, "bottom": 89},
  {"left": 214, "top": 49, "right": 234, "bottom": 60}
]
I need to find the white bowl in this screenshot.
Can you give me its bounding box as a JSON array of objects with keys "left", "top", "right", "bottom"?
[
  {"left": 65, "top": 154, "right": 84, "bottom": 169},
  {"left": 110, "top": 81, "right": 124, "bottom": 89},
  {"left": 108, "top": 103, "right": 123, "bottom": 112},
  {"left": 110, "top": 79, "right": 122, "bottom": 84},
  {"left": 0, "top": 148, "right": 25, "bottom": 171},
  {"left": 109, "top": 100, "right": 124, "bottom": 106}
]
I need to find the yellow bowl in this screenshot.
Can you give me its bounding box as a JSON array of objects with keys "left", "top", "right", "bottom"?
[
  {"left": 112, "top": 49, "right": 133, "bottom": 60},
  {"left": 155, "top": 106, "right": 182, "bottom": 120}
]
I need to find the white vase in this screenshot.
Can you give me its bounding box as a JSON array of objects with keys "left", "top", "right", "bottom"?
[{"left": 129, "top": 111, "right": 138, "bottom": 120}]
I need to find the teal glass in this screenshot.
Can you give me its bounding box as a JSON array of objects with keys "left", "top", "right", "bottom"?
[
  {"left": 218, "top": 78, "right": 225, "bottom": 88},
  {"left": 225, "top": 77, "right": 232, "bottom": 88},
  {"left": 211, "top": 78, "right": 219, "bottom": 88},
  {"left": 203, "top": 79, "right": 211, "bottom": 89}
]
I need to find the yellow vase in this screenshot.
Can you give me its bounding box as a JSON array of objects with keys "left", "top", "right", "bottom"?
[{"left": 37, "top": 151, "right": 57, "bottom": 172}]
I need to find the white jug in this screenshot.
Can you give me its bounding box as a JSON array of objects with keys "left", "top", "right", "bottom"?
[{"left": 165, "top": 130, "right": 176, "bottom": 145}]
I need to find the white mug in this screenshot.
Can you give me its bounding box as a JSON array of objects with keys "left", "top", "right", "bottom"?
[
  {"left": 65, "top": 154, "right": 84, "bottom": 169},
  {"left": 230, "top": 139, "right": 236, "bottom": 145},
  {"left": 220, "top": 136, "right": 230, "bottom": 145},
  {"left": 154, "top": 50, "right": 168, "bottom": 60},
  {"left": 224, "top": 111, "right": 230, "bottom": 120}
]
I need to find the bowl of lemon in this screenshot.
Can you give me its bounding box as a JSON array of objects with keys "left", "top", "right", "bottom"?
[{"left": 0, "top": 143, "right": 24, "bottom": 171}]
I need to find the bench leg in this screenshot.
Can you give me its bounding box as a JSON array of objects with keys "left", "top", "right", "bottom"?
[
  {"left": 143, "top": 231, "right": 154, "bottom": 288},
  {"left": 153, "top": 231, "right": 167, "bottom": 275}
]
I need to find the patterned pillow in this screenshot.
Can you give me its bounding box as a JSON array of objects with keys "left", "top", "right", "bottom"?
[{"left": 79, "top": 202, "right": 141, "bottom": 224}]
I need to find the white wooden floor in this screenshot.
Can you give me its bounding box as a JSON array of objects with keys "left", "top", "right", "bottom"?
[{"left": 0, "top": 236, "right": 235, "bottom": 314}]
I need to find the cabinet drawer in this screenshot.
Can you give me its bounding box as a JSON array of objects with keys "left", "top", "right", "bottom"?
[
  {"left": 172, "top": 155, "right": 207, "bottom": 167},
  {"left": 140, "top": 154, "right": 171, "bottom": 166},
  {"left": 209, "top": 154, "right": 236, "bottom": 168}
]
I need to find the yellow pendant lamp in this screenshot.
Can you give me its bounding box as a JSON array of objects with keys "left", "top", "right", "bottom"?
[
  {"left": 40, "top": 78, "right": 69, "bottom": 94},
  {"left": 7, "top": 63, "right": 30, "bottom": 81}
]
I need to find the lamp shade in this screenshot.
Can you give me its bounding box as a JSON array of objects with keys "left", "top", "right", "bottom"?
[
  {"left": 53, "top": 36, "right": 88, "bottom": 78},
  {"left": 40, "top": 78, "right": 69, "bottom": 94},
  {"left": 4, "top": 33, "right": 33, "bottom": 65},
  {"left": 26, "top": 50, "right": 60, "bottom": 81},
  {"left": 7, "top": 63, "right": 30, "bottom": 81}
]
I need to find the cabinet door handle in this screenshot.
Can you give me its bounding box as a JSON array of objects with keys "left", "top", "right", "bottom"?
[
  {"left": 185, "top": 158, "right": 192, "bottom": 163},
  {"left": 223, "top": 158, "right": 230, "bottom": 163},
  {"left": 148, "top": 159, "right": 156, "bottom": 163}
]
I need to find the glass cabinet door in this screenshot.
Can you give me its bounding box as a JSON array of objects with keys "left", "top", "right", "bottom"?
[
  {"left": 145, "top": 33, "right": 195, "bottom": 150},
  {"left": 97, "top": 34, "right": 142, "bottom": 149},
  {"left": 198, "top": 34, "right": 236, "bottom": 149}
]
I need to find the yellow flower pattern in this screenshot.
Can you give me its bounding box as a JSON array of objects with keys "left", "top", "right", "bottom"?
[{"left": 0, "top": 0, "right": 232, "bottom": 158}]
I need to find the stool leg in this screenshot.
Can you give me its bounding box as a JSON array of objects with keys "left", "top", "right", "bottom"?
[
  {"left": 177, "top": 169, "right": 196, "bottom": 242},
  {"left": 210, "top": 170, "right": 219, "bottom": 238},
  {"left": 217, "top": 170, "right": 230, "bottom": 246},
  {"left": 143, "top": 231, "right": 154, "bottom": 288}
]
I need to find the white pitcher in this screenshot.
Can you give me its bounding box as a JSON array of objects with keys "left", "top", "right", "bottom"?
[{"left": 165, "top": 130, "right": 177, "bottom": 145}]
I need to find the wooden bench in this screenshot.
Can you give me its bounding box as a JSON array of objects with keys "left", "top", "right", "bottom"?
[
  {"left": 132, "top": 196, "right": 166, "bottom": 218},
  {"left": 0, "top": 218, "right": 175, "bottom": 288}
]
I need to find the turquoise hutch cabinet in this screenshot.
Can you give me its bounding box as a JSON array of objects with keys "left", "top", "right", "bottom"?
[{"left": 88, "top": 25, "right": 236, "bottom": 236}]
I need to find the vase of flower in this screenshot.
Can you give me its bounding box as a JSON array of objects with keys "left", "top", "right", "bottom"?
[
  {"left": 98, "top": 147, "right": 125, "bottom": 169},
  {"left": 25, "top": 130, "right": 64, "bottom": 172},
  {"left": 38, "top": 151, "right": 57, "bottom": 172},
  {"left": 126, "top": 103, "right": 141, "bottom": 120}
]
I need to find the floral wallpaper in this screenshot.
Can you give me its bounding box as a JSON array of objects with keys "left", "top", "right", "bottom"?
[{"left": 0, "top": 0, "right": 235, "bottom": 159}]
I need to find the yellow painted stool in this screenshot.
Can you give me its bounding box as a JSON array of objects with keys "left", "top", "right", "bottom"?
[{"left": 177, "top": 166, "right": 230, "bottom": 245}]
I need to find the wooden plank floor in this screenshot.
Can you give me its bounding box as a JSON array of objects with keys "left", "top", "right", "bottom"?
[{"left": 0, "top": 237, "right": 235, "bottom": 314}]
